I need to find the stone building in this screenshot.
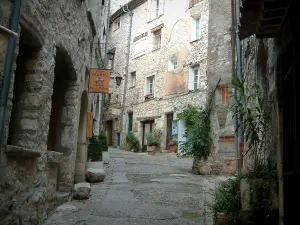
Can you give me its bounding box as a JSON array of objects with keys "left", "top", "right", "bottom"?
[
  {"left": 0, "top": 0, "right": 109, "bottom": 224},
  {"left": 237, "top": 0, "right": 298, "bottom": 223},
  {"left": 105, "top": 0, "right": 235, "bottom": 167}
]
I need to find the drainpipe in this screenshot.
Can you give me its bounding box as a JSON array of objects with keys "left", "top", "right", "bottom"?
[
  {"left": 230, "top": 0, "right": 239, "bottom": 172},
  {"left": 120, "top": 9, "right": 133, "bottom": 137},
  {"left": 0, "top": 0, "right": 22, "bottom": 144},
  {"left": 236, "top": 0, "right": 244, "bottom": 169}
]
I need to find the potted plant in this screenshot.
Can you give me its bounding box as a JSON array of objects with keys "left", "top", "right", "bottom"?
[
  {"left": 146, "top": 129, "right": 163, "bottom": 155},
  {"left": 145, "top": 93, "right": 153, "bottom": 100},
  {"left": 125, "top": 132, "right": 140, "bottom": 152},
  {"left": 210, "top": 174, "right": 241, "bottom": 225},
  {"left": 168, "top": 140, "right": 178, "bottom": 153}
]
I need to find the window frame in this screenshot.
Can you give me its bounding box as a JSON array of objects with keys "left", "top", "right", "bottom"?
[
  {"left": 153, "top": 29, "right": 161, "bottom": 51},
  {"left": 168, "top": 57, "right": 178, "bottom": 71},
  {"left": 145, "top": 74, "right": 156, "bottom": 99},
  {"left": 188, "top": 65, "right": 200, "bottom": 91},
  {"left": 130, "top": 71, "right": 136, "bottom": 87},
  {"left": 134, "top": 38, "right": 146, "bottom": 58}
]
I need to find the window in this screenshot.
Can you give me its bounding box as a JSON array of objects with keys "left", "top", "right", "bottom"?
[
  {"left": 148, "top": 0, "right": 164, "bottom": 21},
  {"left": 128, "top": 113, "right": 133, "bottom": 132},
  {"left": 188, "top": 66, "right": 200, "bottom": 90},
  {"left": 191, "top": 17, "right": 201, "bottom": 42},
  {"left": 168, "top": 57, "right": 177, "bottom": 71},
  {"left": 189, "top": 0, "right": 201, "bottom": 8},
  {"left": 145, "top": 76, "right": 155, "bottom": 99},
  {"left": 148, "top": 77, "right": 154, "bottom": 94},
  {"left": 108, "top": 54, "right": 115, "bottom": 69},
  {"left": 130, "top": 72, "right": 136, "bottom": 87},
  {"left": 221, "top": 87, "right": 228, "bottom": 104},
  {"left": 113, "top": 17, "right": 121, "bottom": 31},
  {"left": 102, "top": 0, "right": 105, "bottom": 5},
  {"left": 153, "top": 29, "right": 161, "bottom": 50},
  {"left": 134, "top": 39, "right": 146, "bottom": 58}
]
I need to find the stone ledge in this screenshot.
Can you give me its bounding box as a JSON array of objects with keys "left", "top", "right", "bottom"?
[
  {"left": 5, "top": 145, "right": 41, "bottom": 158},
  {"left": 47, "top": 151, "right": 63, "bottom": 164}
]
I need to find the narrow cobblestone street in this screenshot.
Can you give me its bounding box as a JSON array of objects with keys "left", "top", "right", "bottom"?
[{"left": 43, "top": 148, "right": 227, "bottom": 225}]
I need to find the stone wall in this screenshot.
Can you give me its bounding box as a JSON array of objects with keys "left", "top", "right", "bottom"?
[
  {"left": 0, "top": 1, "right": 106, "bottom": 224},
  {"left": 106, "top": 0, "right": 209, "bottom": 150}
]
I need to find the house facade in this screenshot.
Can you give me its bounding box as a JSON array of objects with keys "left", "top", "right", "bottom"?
[
  {"left": 106, "top": 0, "right": 209, "bottom": 151},
  {"left": 0, "top": 0, "right": 109, "bottom": 224},
  {"left": 105, "top": 0, "right": 235, "bottom": 168}
]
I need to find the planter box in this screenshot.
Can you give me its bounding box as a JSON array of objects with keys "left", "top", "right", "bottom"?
[{"left": 147, "top": 145, "right": 157, "bottom": 155}]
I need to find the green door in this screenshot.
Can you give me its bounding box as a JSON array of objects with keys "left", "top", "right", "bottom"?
[{"left": 128, "top": 113, "right": 133, "bottom": 132}]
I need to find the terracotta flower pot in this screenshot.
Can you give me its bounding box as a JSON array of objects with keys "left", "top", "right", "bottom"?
[
  {"left": 215, "top": 212, "right": 230, "bottom": 225},
  {"left": 169, "top": 145, "right": 177, "bottom": 153}
]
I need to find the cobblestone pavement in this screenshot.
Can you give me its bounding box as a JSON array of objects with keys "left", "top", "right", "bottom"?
[{"left": 43, "top": 148, "right": 228, "bottom": 225}]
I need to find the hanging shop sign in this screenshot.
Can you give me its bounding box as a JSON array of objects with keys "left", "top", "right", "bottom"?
[{"left": 88, "top": 69, "right": 111, "bottom": 93}]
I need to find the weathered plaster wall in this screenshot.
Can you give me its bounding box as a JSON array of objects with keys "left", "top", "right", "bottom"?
[
  {"left": 107, "top": 0, "right": 209, "bottom": 149},
  {"left": 206, "top": 0, "right": 234, "bottom": 154},
  {"left": 0, "top": 1, "right": 105, "bottom": 224}
]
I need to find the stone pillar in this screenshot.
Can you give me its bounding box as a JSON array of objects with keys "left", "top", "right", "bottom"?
[
  {"left": 57, "top": 84, "right": 80, "bottom": 191},
  {"left": 74, "top": 91, "right": 88, "bottom": 184}
]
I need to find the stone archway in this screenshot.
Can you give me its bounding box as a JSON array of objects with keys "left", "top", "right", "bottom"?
[
  {"left": 47, "top": 46, "right": 78, "bottom": 192},
  {"left": 74, "top": 91, "right": 88, "bottom": 183}
]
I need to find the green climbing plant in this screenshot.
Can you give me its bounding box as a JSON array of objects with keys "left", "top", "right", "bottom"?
[{"left": 177, "top": 91, "right": 214, "bottom": 160}]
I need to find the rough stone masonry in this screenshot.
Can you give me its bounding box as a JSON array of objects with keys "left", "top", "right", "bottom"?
[{"left": 0, "top": 0, "right": 108, "bottom": 224}]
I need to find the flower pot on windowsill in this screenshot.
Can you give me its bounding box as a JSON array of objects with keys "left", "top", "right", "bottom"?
[{"left": 145, "top": 93, "right": 153, "bottom": 100}]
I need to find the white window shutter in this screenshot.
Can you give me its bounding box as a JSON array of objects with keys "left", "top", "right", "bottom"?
[
  {"left": 191, "top": 18, "right": 196, "bottom": 42},
  {"left": 188, "top": 68, "right": 194, "bottom": 90},
  {"left": 158, "top": 0, "right": 164, "bottom": 16},
  {"left": 151, "top": 0, "right": 157, "bottom": 20},
  {"left": 147, "top": 0, "right": 151, "bottom": 22}
]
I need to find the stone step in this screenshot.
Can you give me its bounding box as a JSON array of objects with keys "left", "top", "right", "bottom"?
[{"left": 55, "top": 191, "right": 70, "bottom": 205}]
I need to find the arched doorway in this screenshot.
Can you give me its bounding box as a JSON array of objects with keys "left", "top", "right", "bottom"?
[
  {"left": 47, "top": 46, "right": 77, "bottom": 192},
  {"left": 74, "top": 91, "right": 88, "bottom": 183}
]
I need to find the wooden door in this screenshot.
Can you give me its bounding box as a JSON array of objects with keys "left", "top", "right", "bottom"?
[
  {"left": 166, "top": 114, "right": 173, "bottom": 150},
  {"left": 142, "top": 121, "right": 154, "bottom": 151}
]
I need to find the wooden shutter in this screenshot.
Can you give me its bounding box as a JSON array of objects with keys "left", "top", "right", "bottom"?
[
  {"left": 128, "top": 113, "right": 133, "bottom": 132},
  {"left": 222, "top": 88, "right": 228, "bottom": 104},
  {"left": 150, "top": 0, "right": 157, "bottom": 20},
  {"left": 87, "top": 112, "right": 93, "bottom": 138},
  {"left": 188, "top": 67, "right": 194, "bottom": 90}
]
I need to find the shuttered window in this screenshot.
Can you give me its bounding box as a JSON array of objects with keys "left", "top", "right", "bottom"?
[
  {"left": 221, "top": 87, "right": 228, "bottom": 104},
  {"left": 134, "top": 39, "right": 146, "bottom": 58}
]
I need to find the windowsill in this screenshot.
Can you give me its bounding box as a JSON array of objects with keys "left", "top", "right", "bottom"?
[
  {"left": 147, "top": 14, "right": 163, "bottom": 24},
  {"left": 5, "top": 145, "right": 41, "bottom": 158},
  {"left": 144, "top": 97, "right": 154, "bottom": 102},
  {"left": 190, "top": 39, "right": 200, "bottom": 44},
  {"left": 134, "top": 53, "right": 146, "bottom": 59},
  {"left": 152, "top": 47, "right": 161, "bottom": 52}
]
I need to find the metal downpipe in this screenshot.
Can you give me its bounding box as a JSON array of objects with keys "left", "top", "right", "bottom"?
[{"left": 0, "top": 0, "right": 22, "bottom": 144}]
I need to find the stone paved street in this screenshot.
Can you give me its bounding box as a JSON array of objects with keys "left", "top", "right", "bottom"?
[{"left": 43, "top": 148, "right": 227, "bottom": 225}]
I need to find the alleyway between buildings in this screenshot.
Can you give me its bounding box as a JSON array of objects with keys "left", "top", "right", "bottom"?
[{"left": 43, "top": 148, "right": 227, "bottom": 225}]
